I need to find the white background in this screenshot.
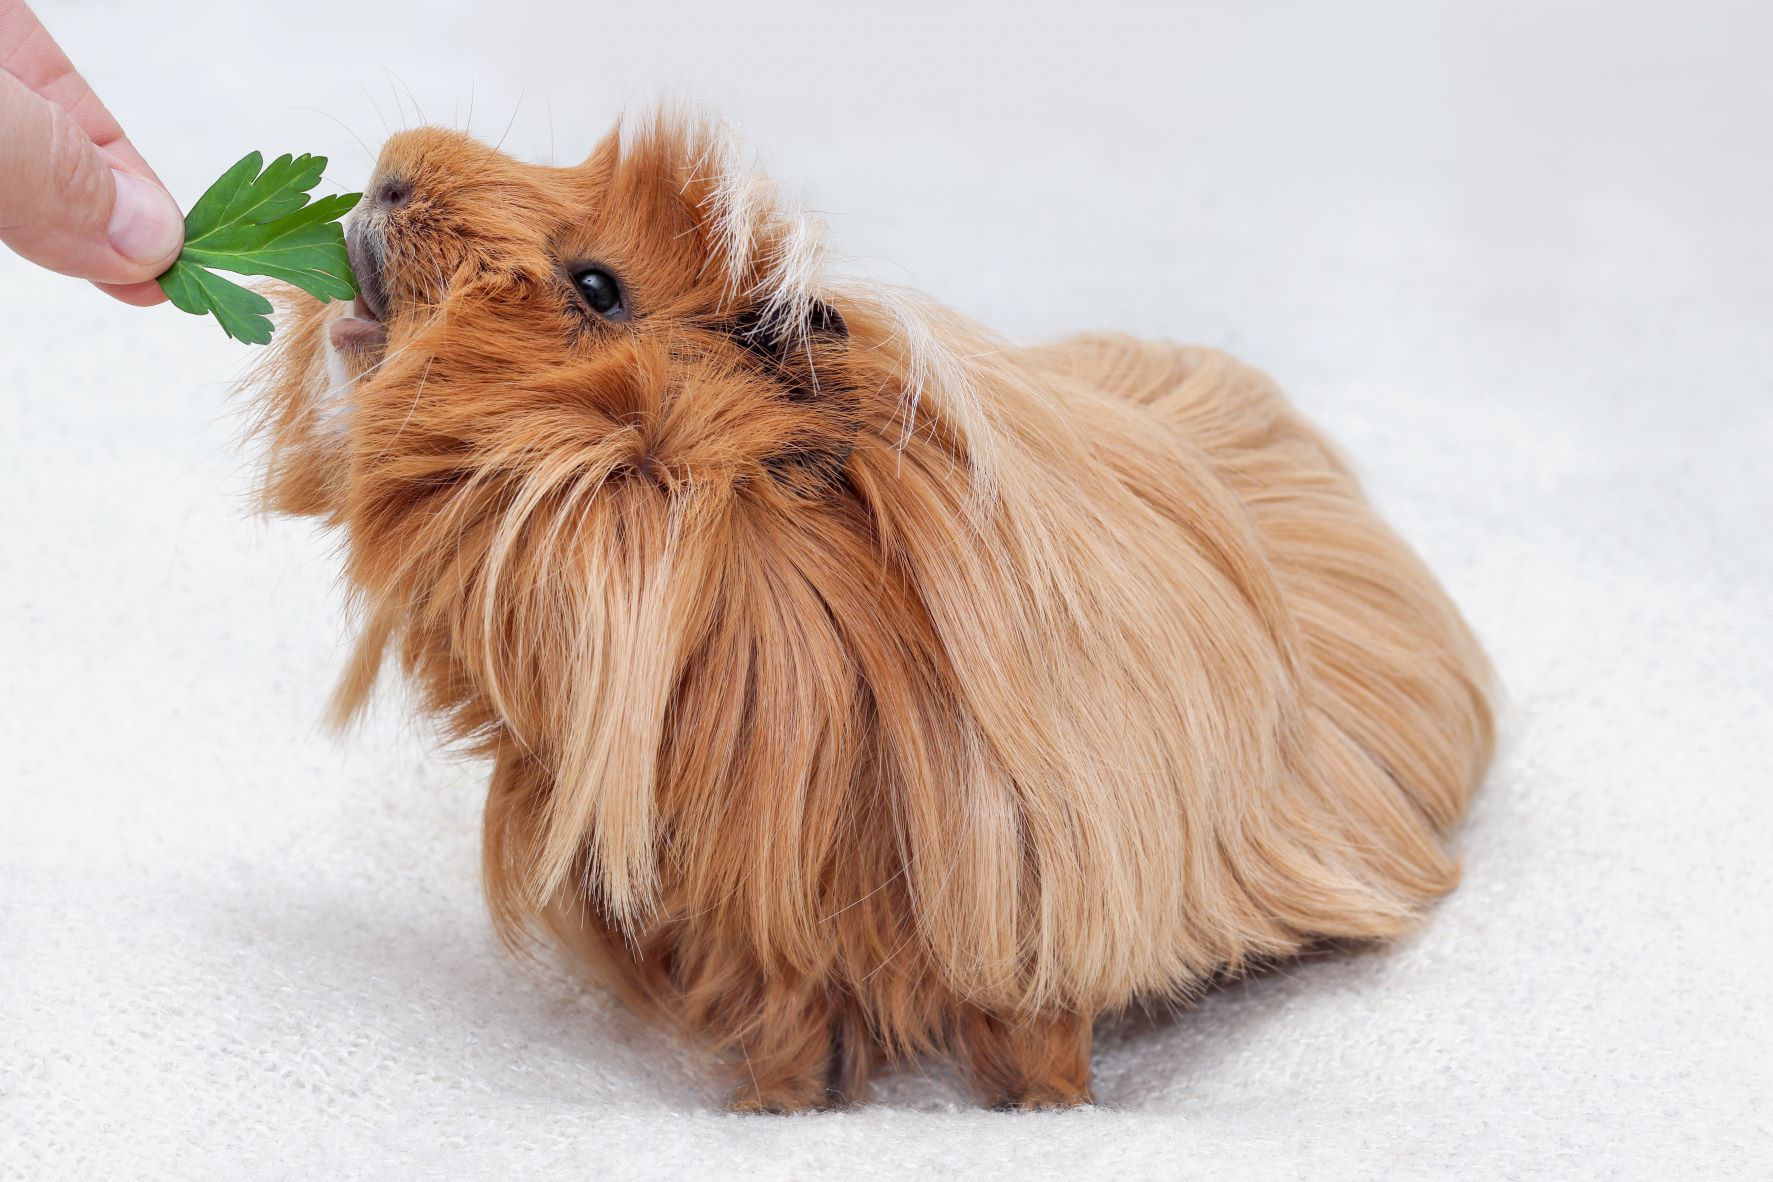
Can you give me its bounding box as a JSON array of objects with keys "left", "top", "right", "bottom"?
[{"left": 2, "top": 1, "right": 1768, "bottom": 1177}]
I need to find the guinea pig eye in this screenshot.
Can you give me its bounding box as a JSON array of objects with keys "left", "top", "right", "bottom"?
[{"left": 571, "top": 266, "right": 626, "bottom": 319}]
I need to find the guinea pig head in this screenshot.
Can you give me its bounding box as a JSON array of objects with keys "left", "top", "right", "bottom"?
[
  {"left": 246, "top": 118, "right": 873, "bottom": 865},
  {"left": 259, "top": 119, "right": 860, "bottom": 511}
]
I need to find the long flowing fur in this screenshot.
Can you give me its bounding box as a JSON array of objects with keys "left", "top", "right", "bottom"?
[{"left": 246, "top": 110, "right": 1493, "bottom": 1110}]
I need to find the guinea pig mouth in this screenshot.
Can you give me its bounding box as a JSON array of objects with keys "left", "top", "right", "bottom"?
[{"left": 330, "top": 222, "right": 391, "bottom": 354}]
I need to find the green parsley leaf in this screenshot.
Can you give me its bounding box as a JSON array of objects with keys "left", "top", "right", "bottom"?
[{"left": 156, "top": 151, "right": 362, "bottom": 344}]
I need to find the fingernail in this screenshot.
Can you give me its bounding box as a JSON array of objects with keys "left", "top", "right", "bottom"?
[{"left": 106, "top": 170, "right": 184, "bottom": 266}]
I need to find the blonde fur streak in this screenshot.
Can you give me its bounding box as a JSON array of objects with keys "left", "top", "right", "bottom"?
[{"left": 246, "top": 108, "right": 1493, "bottom": 1111}]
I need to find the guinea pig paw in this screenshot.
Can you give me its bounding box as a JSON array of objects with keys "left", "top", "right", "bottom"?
[
  {"left": 727, "top": 1078, "right": 842, "bottom": 1115},
  {"left": 989, "top": 1083, "right": 1095, "bottom": 1112}
]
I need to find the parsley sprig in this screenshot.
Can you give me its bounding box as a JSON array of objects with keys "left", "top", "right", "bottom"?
[{"left": 156, "top": 152, "right": 361, "bottom": 344}]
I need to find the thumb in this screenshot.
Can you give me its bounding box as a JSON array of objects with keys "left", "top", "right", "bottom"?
[{"left": 0, "top": 66, "right": 184, "bottom": 287}]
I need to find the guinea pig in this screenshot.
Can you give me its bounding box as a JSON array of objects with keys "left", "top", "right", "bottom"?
[{"left": 246, "top": 108, "right": 1494, "bottom": 1112}]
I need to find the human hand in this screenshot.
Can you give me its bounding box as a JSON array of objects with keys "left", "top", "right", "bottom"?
[{"left": 0, "top": 0, "right": 182, "bottom": 305}]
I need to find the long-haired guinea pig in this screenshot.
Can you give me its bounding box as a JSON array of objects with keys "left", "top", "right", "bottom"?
[{"left": 246, "top": 109, "right": 1493, "bottom": 1112}]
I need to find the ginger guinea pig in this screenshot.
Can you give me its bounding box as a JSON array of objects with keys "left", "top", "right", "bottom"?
[{"left": 247, "top": 110, "right": 1493, "bottom": 1112}]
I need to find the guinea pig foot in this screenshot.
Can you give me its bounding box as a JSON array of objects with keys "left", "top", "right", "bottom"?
[
  {"left": 989, "top": 1082, "right": 1095, "bottom": 1112},
  {"left": 727, "top": 1077, "right": 842, "bottom": 1115},
  {"left": 957, "top": 1008, "right": 1095, "bottom": 1111}
]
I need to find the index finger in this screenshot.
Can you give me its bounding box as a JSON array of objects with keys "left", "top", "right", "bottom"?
[{"left": 0, "top": 0, "right": 161, "bottom": 185}]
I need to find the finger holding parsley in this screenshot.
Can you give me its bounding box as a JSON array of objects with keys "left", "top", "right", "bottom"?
[{"left": 0, "top": 0, "right": 185, "bottom": 305}]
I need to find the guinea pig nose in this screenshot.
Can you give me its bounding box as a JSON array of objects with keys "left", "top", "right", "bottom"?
[{"left": 372, "top": 176, "right": 412, "bottom": 210}]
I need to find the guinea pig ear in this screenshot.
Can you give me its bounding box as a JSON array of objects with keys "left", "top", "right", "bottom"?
[
  {"left": 724, "top": 299, "right": 858, "bottom": 485},
  {"left": 729, "top": 298, "right": 849, "bottom": 399},
  {"left": 804, "top": 299, "right": 847, "bottom": 340}
]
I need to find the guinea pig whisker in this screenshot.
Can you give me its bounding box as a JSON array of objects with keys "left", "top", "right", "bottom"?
[
  {"left": 353, "top": 77, "right": 392, "bottom": 139},
  {"left": 396, "top": 72, "right": 427, "bottom": 125},
  {"left": 294, "top": 106, "right": 376, "bottom": 168},
  {"left": 383, "top": 72, "right": 407, "bottom": 131},
  {"left": 493, "top": 90, "right": 525, "bottom": 156},
  {"left": 383, "top": 67, "right": 425, "bottom": 129},
  {"left": 375, "top": 354, "right": 435, "bottom": 460}
]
